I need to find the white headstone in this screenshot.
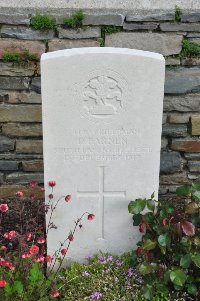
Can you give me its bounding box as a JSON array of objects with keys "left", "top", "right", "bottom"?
[{"left": 41, "top": 47, "right": 165, "bottom": 264}]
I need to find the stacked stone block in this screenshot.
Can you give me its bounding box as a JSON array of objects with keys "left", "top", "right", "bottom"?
[{"left": 0, "top": 9, "right": 200, "bottom": 198}]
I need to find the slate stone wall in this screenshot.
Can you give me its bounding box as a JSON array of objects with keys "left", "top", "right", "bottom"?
[{"left": 0, "top": 9, "right": 200, "bottom": 198}]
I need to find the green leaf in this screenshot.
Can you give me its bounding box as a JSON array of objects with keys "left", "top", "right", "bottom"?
[
  {"left": 170, "top": 269, "right": 187, "bottom": 287},
  {"left": 143, "top": 212, "right": 154, "bottom": 223},
  {"left": 187, "top": 284, "right": 197, "bottom": 295},
  {"left": 164, "top": 270, "right": 170, "bottom": 284},
  {"left": 180, "top": 254, "right": 191, "bottom": 269},
  {"left": 176, "top": 185, "right": 191, "bottom": 197},
  {"left": 185, "top": 202, "right": 199, "bottom": 214},
  {"left": 13, "top": 281, "right": 23, "bottom": 295},
  {"left": 192, "top": 180, "right": 200, "bottom": 191},
  {"left": 180, "top": 237, "right": 189, "bottom": 246},
  {"left": 158, "top": 233, "right": 171, "bottom": 247},
  {"left": 143, "top": 284, "right": 153, "bottom": 300},
  {"left": 139, "top": 263, "right": 152, "bottom": 275},
  {"left": 132, "top": 214, "right": 142, "bottom": 226},
  {"left": 128, "top": 199, "right": 146, "bottom": 214},
  {"left": 146, "top": 199, "right": 155, "bottom": 212},
  {"left": 192, "top": 190, "right": 200, "bottom": 201},
  {"left": 4, "top": 284, "right": 13, "bottom": 296},
  {"left": 29, "top": 263, "right": 44, "bottom": 283},
  {"left": 192, "top": 254, "right": 200, "bottom": 268},
  {"left": 143, "top": 239, "right": 157, "bottom": 250}
]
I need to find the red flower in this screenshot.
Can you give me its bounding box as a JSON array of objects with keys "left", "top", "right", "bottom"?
[
  {"left": 65, "top": 195, "right": 71, "bottom": 202},
  {"left": 68, "top": 234, "right": 74, "bottom": 242},
  {"left": 3, "top": 231, "right": 15, "bottom": 240},
  {"left": 61, "top": 248, "right": 68, "bottom": 256},
  {"left": 51, "top": 290, "right": 60, "bottom": 298},
  {"left": 26, "top": 232, "right": 32, "bottom": 241},
  {"left": 37, "top": 256, "right": 45, "bottom": 263},
  {"left": 4, "top": 262, "right": 14, "bottom": 270},
  {"left": 139, "top": 223, "right": 146, "bottom": 233},
  {"left": 29, "top": 245, "right": 39, "bottom": 256},
  {"left": 30, "top": 181, "right": 37, "bottom": 187},
  {"left": 161, "top": 218, "right": 167, "bottom": 226},
  {"left": 0, "top": 204, "right": 8, "bottom": 213},
  {"left": 88, "top": 214, "right": 95, "bottom": 221},
  {"left": 0, "top": 279, "right": 7, "bottom": 288},
  {"left": 22, "top": 252, "right": 31, "bottom": 259},
  {"left": 40, "top": 187, "right": 45, "bottom": 192},
  {"left": 45, "top": 255, "right": 52, "bottom": 263},
  {"left": 48, "top": 181, "right": 56, "bottom": 187},
  {"left": 30, "top": 193, "right": 36, "bottom": 200},
  {"left": 1, "top": 246, "right": 7, "bottom": 252},
  {"left": 37, "top": 237, "right": 45, "bottom": 244},
  {"left": 15, "top": 191, "right": 24, "bottom": 197}
]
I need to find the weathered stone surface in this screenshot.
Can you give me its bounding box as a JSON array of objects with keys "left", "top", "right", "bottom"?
[
  {"left": 0, "top": 135, "right": 14, "bottom": 152},
  {"left": 191, "top": 115, "right": 200, "bottom": 135},
  {"left": 162, "top": 124, "right": 188, "bottom": 137},
  {"left": 6, "top": 172, "right": 44, "bottom": 184},
  {"left": 0, "top": 39, "right": 45, "bottom": 59},
  {"left": 0, "top": 91, "right": 9, "bottom": 103},
  {"left": 188, "top": 161, "right": 200, "bottom": 172},
  {"left": 188, "top": 37, "right": 200, "bottom": 45},
  {"left": 0, "top": 105, "right": 42, "bottom": 122},
  {"left": 160, "top": 174, "right": 189, "bottom": 185},
  {"left": 22, "top": 160, "right": 43, "bottom": 172},
  {"left": 0, "top": 62, "right": 35, "bottom": 77},
  {"left": 82, "top": 13, "right": 124, "bottom": 26},
  {"left": 0, "top": 185, "right": 44, "bottom": 199},
  {"left": 0, "top": 13, "right": 30, "bottom": 25},
  {"left": 126, "top": 12, "right": 174, "bottom": 22},
  {"left": 165, "top": 67, "right": 200, "bottom": 94},
  {"left": 123, "top": 22, "right": 158, "bottom": 31},
  {"left": 165, "top": 57, "right": 180, "bottom": 66},
  {"left": 161, "top": 137, "right": 168, "bottom": 149},
  {"left": 105, "top": 32, "right": 182, "bottom": 56},
  {"left": 182, "top": 12, "right": 200, "bottom": 23},
  {"left": 160, "top": 23, "right": 200, "bottom": 32},
  {"left": 159, "top": 186, "right": 168, "bottom": 195},
  {"left": 0, "top": 161, "right": 18, "bottom": 171},
  {"left": 31, "top": 78, "right": 41, "bottom": 93},
  {"left": 182, "top": 57, "right": 200, "bottom": 66},
  {"left": 162, "top": 114, "right": 167, "bottom": 124},
  {"left": 187, "top": 33, "right": 200, "bottom": 38},
  {"left": 185, "top": 153, "right": 200, "bottom": 160},
  {"left": 48, "top": 39, "right": 100, "bottom": 52},
  {"left": 16, "top": 140, "right": 43, "bottom": 154},
  {"left": 58, "top": 26, "right": 101, "bottom": 39},
  {"left": 2, "top": 123, "right": 42, "bottom": 137},
  {"left": 0, "top": 173, "right": 3, "bottom": 184},
  {"left": 164, "top": 94, "right": 200, "bottom": 112},
  {"left": 160, "top": 151, "right": 182, "bottom": 174},
  {"left": 0, "top": 77, "right": 29, "bottom": 90},
  {"left": 0, "top": 154, "right": 43, "bottom": 160},
  {"left": 168, "top": 113, "right": 191, "bottom": 124},
  {"left": 1, "top": 25, "right": 55, "bottom": 40},
  {"left": 171, "top": 139, "right": 200, "bottom": 152},
  {"left": 6, "top": 91, "right": 41, "bottom": 104}
]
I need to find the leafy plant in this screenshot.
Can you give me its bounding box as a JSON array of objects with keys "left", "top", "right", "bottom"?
[
  {"left": 175, "top": 5, "right": 182, "bottom": 22},
  {"left": 102, "top": 25, "right": 122, "bottom": 35},
  {"left": 181, "top": 39, "right": 200, "bottom": 58},
  {"left": 128, "top": 180, "right": 200, "bottom": 300},
  {"left": 63, "top": 10, "right": 84, "bottom": 28},
  {"left": 31, "top": 15, "right": 57, "bottom": 30},
  {"left": 2, "top": 50, "right": 38, "bottom": 63}
]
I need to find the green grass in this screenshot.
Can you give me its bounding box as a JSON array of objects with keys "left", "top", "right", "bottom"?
[
  {"left": 175, "top": 5, "right": 182, "bottom": 22},
  {"left": 181, "top": 39, "right": 200, "bottom": 58},
  {"left": 63, "top": 10, "right": 84, "bottom": 28},
  {"left": 102, "top": 25, "right": 122, "bottom": 35},
  {"left": 31, "top": 15, "right": 57, "bottom": 30},
  {"left": 2, "top": 50, "right": 38, "bottom": 63}
]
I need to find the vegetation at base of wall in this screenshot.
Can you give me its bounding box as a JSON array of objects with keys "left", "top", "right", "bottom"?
[
  {"left": 102, "top": 25, "right": 122, "bottom": 35},
  {"left": 175, "top": 5, "right": 182, "bottom": 22},
  {"left": 63, "top": 10, "right": 85, "bottom": 28},
  {"left": 181, "top": 39, "right": 200, "bottom": 58},
  {"left": 30, "top": 15, "right": 57, "bottom": 30},
  {"left": 2, "top": 50, "right": 38, "bottom": 63}
]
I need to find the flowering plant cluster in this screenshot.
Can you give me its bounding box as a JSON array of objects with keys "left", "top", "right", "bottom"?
[
  {"left": 0, "top": 181, "right": 95, "bottom": 300},
  {"left": 128, "top": 180, "right": 200, "bottom": 300}
]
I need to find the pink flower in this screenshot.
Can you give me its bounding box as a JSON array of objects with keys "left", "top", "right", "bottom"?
[
  {"left": 26, "top": 232, "right": 32, "bottom": 241},
  {"left": 1, "top": 246, "right": 7, "bottom": 252},
  {"left": 88, "top": 214, "right": 95, "bottom": 221},
  {"left": 30, "top": 193, "right": 36, "bottom": 200},
  {"left": 161, "top": 218, "right": 167, "bottom": 226},
  {"left": 40, "top": 187, "right": 45, "bottom": 192},
  {"left": 61, "top": 248, "right": 68, "bottom": 256},
  {"left": 3, "top": 231, "right": 15, "bottom": 240},
  {"left": 48, "top": 181, "right": 56, "bottom": 187},
  {"left": 65, "top": 195, "right": 71, "bottom": 202},
  {"left": 37, "top": 237, "right": 45, "bottom": 244},
  {"left": 3, "top": 233, "right": 9, "bottom": 239},
  {"left": 51, "top": 290, "right": 60, "bottom": 298},
  {"left": 68, "top": 234, "right": 74, "bottom": 242},
  {"left": 4, "top": 262, "right": 14, "bottom": 270},
  {"left": 0, "top": 204, "right": 8, "bottom": 213},
  {"left": 30, "top": 181, "right": 37, "bottom": 187},
  {"left": 0, "top": 279, "right": 7, "bottom": 288},
  {"left": 139, "top": 223, "right": 146, "bottom": 233},
  {"left": 29, "top": 245, "right": 39, "bottom": 256},
  {"left": 15, "top": 191, "right": 24, "bottom": 197},
  {"left": 37, "top": 256, "right": 45, "bottom": 263},
  {"left": 45, "top": 255, "right": 52, "bottom": 263},
  {"left": 22, "top": 252, "right": 31, "bottom": 259}
]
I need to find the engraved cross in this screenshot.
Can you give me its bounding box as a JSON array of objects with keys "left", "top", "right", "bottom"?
[{"left": 77, "top": 166, "right": 126, "bottom": 239}]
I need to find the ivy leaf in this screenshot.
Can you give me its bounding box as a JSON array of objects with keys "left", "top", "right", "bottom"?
[
  {"left": 143, "top": 285, "right": 153, "bottom": 300},
  {"left": 170, "top": 269, "right": 187, "bottom": 287},
  {"left": 192, "top": 190, "right": 200, "bottom": 201},
  {"left": 187, "top": 284, "right": 197, "bottom": 295},
  {"left": 158, "top": 233, "right": 171, "bottom": 247},
  {"left": 128, "top": 199, "right": 146, "bottom": 214},
  {"left": 143, "top": 239, "right": 157, "bottom": 250},
  {"left": 192, "top": 254, "right": 200, "bottom": 268},
  {"left": 139, "top": 263, "right": 152, "bottom": 275},
  {"left": 146, "top": 199, "right": 155, "bottom": 212},
  {"left": 132, "top": 214, "right": 142, "bottom": 226},
  {"left": 181, "top": 221, "right": 195, "bottom": 236},
  {"left": 180, "top": 254, "right": 191, "bottom": 269},
  {"left": 176, "top": 185, "right": 191, "bottom": 197}
]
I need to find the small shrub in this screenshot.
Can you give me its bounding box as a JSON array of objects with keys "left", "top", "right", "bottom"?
[
  {"left": 181, "top": 39, "right": 200, "bottom": 58},
  {"left": 31, "top": 15, "right": 57, "bottom": 30},
  {"left": 175, "top": 5, "right": 182, "bottom": 22},
  {"left": 63, "top": 10, "right": 84, "bottom": 28},
  {"left": 2, "top": 50, "right": 38, "bottom": 63}
]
